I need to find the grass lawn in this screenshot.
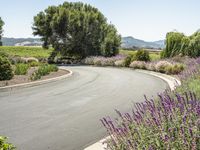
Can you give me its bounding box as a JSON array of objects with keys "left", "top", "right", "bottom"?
[
  {"left": 119, "top": 49, "right": 161, "bottom": 61},
  {"left": 0, "top": 46, "right": 53, "bottom": 59}
]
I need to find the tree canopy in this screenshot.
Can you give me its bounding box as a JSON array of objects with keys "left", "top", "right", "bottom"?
[
  {"left": 0, "top": 17, "right": 4, "bottom": 46},
  {"left": 162, "top": 30, "right": 200, "bottom": 58},
  {"left": 32, "top": 2, "right": 121, "bottom": 59}
]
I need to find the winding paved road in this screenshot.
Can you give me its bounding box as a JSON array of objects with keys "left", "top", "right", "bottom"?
[{"left": 0, "top": 66, "right": 167, "bottom": 150}]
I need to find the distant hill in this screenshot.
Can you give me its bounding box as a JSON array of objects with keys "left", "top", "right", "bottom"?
[
  {"left": 2, "top": 37, "right": 165, "bottom": 49},
  {"left": 121, "top": 36, "right": 165, "bottom": 49},
  {"left": 2, "top": 37, "right": 42, "bottom": 46}
]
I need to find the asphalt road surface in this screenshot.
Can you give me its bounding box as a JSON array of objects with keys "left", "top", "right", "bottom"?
[{"left": 0, "top": 66, "right": 167, "bottom": 150}]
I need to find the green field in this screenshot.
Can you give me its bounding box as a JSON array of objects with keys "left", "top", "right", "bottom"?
[
  {"left": 0, "top": 46, "right": 161, "bottom": 61},
  {"left": 0, "top": 46, "right": 53, "bottom": 58},
  {"left": 119, "top": 49, "right": 161, "bottom": 61}
]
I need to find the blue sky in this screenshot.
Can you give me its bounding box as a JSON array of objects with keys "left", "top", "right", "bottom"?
[{"left": 0, "top": 0, "right": 200, "bottom": 41}]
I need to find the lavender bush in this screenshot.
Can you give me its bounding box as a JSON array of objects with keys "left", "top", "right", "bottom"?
[
  {"left": 129, "top": 61, "right": 147, "bottom": 69},
  {"left": 178, "top": 57, "right": 200, "bottom": 80},
  {"left": 83, "top": 55, "right": 126, "bottom": 66},
  {"left": 101, "top": 92, "right": 200, "bottom": 150},
  {"left": 129, "top": 60, "right": 184, "bottom": 75}
]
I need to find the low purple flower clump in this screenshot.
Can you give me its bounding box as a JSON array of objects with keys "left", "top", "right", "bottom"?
[
  {"left": 101, "top": 92, "right": 200, "bottom": 150},
  {"left": 178, "top": 57, "right": 200, "bottom": 80}
]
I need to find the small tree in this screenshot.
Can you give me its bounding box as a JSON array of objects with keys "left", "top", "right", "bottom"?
[
  {"left": 0, "top": 17, "right": 4, "bottom": 46},
  {"left": 33, "top": 2, "right": 121, "bottom": 59}
]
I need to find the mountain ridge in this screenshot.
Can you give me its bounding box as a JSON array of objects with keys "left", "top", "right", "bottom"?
[
  {"left": 122, "top": 36, "right": 165, "bottom": 49},
  {"left": 1, "top": 37, "right": 165, "bottom": 49}
]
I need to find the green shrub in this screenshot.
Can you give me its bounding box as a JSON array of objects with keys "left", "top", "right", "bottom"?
[
  {"left": 14, "top": 63, "right": 29, "bottom": 75},
  {"left": 0, "top": 56, "right": 14, "bottom": 81},
  {"left": 170, "top": 64, "right": 185, "bottom": 74},
  {"left": 31, "top": 64, "right": 58, "bottom": 81},
  {"left": 28, "top": 61, "right": 41, "bottom": 67},
  {"left": 0, "top": 51, "right": 9, "bottom": 58},
  {"left": 124, "top": 54, "right": 135, "bottom": 67},
  {"left": 160, "top": 50, "right": 165, "bottom": 59},
  {"left": 135, "top": 50, "right": 150, "bottom": 62},
  {"left": 0, "top": 136, "right": 15, "bottom": 150}
]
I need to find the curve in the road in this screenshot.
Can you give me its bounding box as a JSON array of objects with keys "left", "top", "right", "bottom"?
[{"left": 0, "top": 66, "right": 167, "bottom": 150}]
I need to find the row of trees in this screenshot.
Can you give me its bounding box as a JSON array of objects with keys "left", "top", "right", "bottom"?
[
  {"left": 162, "top": 30, "right": 200, "bottom": 58},
  {"left": 32, "top": 2, "right": 121, "bottom": 59},
  {"left": 0, "top": 17, "right": 4, "bottom": 46}
]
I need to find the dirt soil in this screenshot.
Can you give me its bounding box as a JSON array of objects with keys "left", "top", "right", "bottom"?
[{"left": 0, "top": 68, "right": 69, "bottom": 87}]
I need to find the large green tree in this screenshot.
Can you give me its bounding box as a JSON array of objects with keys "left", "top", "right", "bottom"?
[
  {"left": 0, "top": 17, "right": 4, "bottom": 46},
  {"left": 164, "top": 31, "right": 185, "bottom": 57},
  {"left": 32, "top": 2, "right": 121, "bottom": 58},
  {"left": 163, "top": 30, "right": 200, "bottom": 58}
]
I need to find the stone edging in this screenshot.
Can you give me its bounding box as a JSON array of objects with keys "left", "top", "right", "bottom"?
[
  {"left": 84, "top": 69, "right": 181, "bottom": 150},
  {"left": 0, "top": 67, "right": 73, "bottom": 92}
]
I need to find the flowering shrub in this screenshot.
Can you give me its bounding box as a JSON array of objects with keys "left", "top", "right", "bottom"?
[
  {"left": 155, "top": 60, "right": 173, "bottom": 73},
  {"left": 101, "top": 92, "right": 200, "bottom": 150},
  {"left": 129, "top": 60, "right": 184, "bottom": 74},
  {"left": 178, "top": 57, "right": 200, "bottom": 80},
  {"left": 114, "top": 60, "right": 125, "bottom": 67},
  {"left": 154, "top": 61, "right": 185, "bottom": 74},
  {"left": 83, "top": 55, "right": 189, "bottom": 75},
  {"left": 83, "top": 55, "right": 126, "bottom": 66},
  {"left": 129, "top": 61, "right": 146, "bottom": 69}
]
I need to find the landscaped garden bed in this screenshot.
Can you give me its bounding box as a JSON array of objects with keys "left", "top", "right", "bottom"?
[
  {"left": 0, "top": 51, "right": 69, "bottom": 87},
  {"left": 0, "top": 68, "right": 68, "bottom": 87}
]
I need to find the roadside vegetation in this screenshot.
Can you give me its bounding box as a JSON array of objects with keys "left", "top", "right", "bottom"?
[
  {"left": 120, "top": 49, "right": 161, "bottom": 61},
  {"left": 31, "top": 64, "right": 58, "bottom": 81},
  {"left": 0, "top": 50, "right": 59, "bottom": 87},
  {"left": 83, "top": 50, "right": 185, "bottom": 75},
  {"left": 0, "top": 136, "right": 15, "bottom": 150},
  {"left": 101, "top": 57, "right": 200, "bottom": 150},
  {"left": 100, "top": 30, "right": 200, "bottom": 150},
  {"left": 162, "top": 30, "right": 200, "bottom": 58}
]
